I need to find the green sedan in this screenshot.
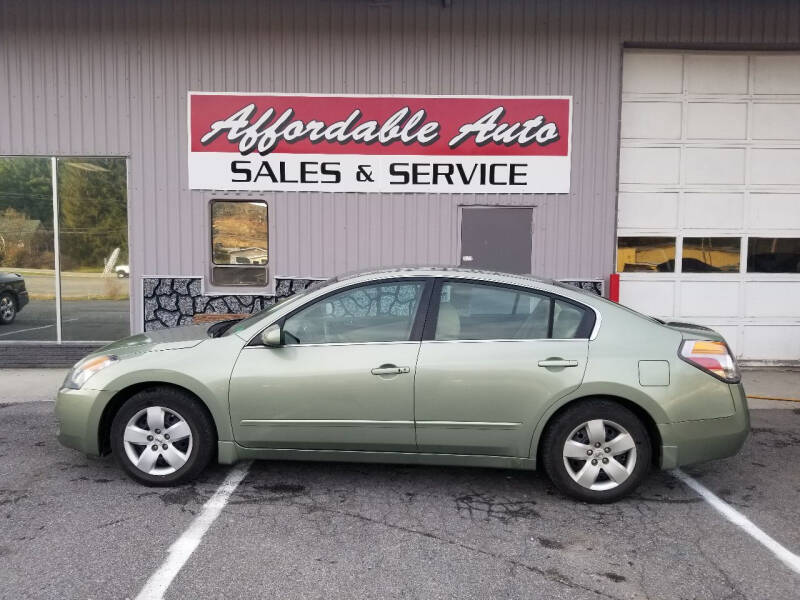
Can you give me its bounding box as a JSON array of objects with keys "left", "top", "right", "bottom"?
[{"left": 55, "top": 268, "right": 749, "bottom": 503}]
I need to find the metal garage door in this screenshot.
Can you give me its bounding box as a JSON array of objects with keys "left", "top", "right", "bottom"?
[{"left": 617, "top": 50, "right": 800, "bottom": 364}]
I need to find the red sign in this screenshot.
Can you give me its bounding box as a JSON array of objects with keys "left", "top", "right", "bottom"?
[{"left": 188, "top": 92, "right": 572, "bottom": 193}]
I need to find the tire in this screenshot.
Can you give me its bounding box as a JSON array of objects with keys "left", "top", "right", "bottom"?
[
  {"left": 541, "top": 399, "right": 651, "bottom": 503},
  {"left": 110, "top": 387, "right": 216, "bottom": 486},
  {"left": 0, "top": 292, "right": 16, "bottom": 325}
]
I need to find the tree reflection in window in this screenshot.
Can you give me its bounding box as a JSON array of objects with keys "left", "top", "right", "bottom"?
[
  {"left": 331, "top": 284, "right": 421, "bottom": 318},
  {"left": 283, "top": 282, "right": 424, "bottom": 345}
]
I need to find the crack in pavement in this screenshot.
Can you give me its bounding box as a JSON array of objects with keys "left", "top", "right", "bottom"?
[{"left": 304, "top": 503, "right": 626, "bottom": 600}]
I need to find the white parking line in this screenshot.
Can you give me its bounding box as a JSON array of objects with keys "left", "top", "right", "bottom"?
[
  {"left": 134, "top": 462, "right": 252, "bottom": 600},
  {"left": 672, "top": 468, "right": 800, "bottom": 576}
]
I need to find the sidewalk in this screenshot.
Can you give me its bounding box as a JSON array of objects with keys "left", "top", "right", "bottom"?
[
  {"left": 741, "top": 369, "right": 800, "bottom": 409},
  {"left": 0, "top": 368, "right": 797, "bottom": 407}
]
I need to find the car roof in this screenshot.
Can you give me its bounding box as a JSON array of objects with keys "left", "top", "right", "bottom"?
[{"left": 332, "top": 266, "right": 558, "bottom": 287}]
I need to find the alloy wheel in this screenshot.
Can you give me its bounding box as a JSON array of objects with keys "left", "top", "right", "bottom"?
[
  {"left": 0, "top": 296, "right": 15, "bottom": 321},
  {"left": 123, "top": 406, "right": 193, "bottom": 476},
  {"left": 562, "top": 418, "right": 637, "bottom": 491}
]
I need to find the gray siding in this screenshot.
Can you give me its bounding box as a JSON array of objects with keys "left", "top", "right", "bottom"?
[{"left": 2, "top": 0, "right": 800, "bottom": 332}]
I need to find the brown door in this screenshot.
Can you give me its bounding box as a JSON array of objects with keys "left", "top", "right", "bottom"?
[{"left": 459, "top": 207, "right": 533, "bottom": 274}]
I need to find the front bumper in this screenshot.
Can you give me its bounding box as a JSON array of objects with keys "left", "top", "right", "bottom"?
[
  {"left": 16, "top": 290, "right": 29, "bottom": 310},
  {"left": 54, "top": 386, "right": 114, "bottom": 456},
  {"left": 658, "top": 383, "right": 750, "bottom": 469}
]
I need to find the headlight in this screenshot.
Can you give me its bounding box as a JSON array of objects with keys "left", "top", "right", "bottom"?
[{"left": 62, "top": 354, "right": 119, "bottom": 390}]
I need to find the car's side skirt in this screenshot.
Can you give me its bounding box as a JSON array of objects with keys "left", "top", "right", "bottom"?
[{"left": 217, "top": 441, "right": 536, "bottom": 471}]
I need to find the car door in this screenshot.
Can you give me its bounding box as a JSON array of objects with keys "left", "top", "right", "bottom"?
[
  {"left": 414, "top": 279, "right": 592, "bottom": 457},
  {"left": 228, "top": 278, "right": 432, "bottom": 452}
]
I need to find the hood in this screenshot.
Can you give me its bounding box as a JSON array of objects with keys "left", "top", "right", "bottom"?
[
  {"left": 97, "top": 324, "right": 212, "bottom": 357},
  {"left": 0, "top": 271, "right": 23, "bottom": 283}
]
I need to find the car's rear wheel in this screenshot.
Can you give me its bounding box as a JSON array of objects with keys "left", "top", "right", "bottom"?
[
  {"left": 110, "top": 387, "right": 215, "bottom": 486},
  {"left": 0, "top": 292, "right": 16, "bottom": 325},
  {"left": 541, "top": 399, "right": 651, "bottom": 503}
]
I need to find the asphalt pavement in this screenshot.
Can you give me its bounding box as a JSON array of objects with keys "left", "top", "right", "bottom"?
[
  {"left": 1, "top": 371, "right": 799, "bottom": 599},
  {"left": 0, "top": 299, "right": 130, "bottom": 342}
]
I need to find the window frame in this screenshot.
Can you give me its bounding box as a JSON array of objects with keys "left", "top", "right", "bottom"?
[
  {"left": 257, "top": 277, "right": 435, "bottom": 347},
  {"left": 421, "top": 278, "right": 596, "bottom": 342},
  {"left": 208, "top": 198, "right": 270, "bottom": 289}
]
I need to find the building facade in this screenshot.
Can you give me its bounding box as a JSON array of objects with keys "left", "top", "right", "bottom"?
[{"left": 1, "top": 0, "right": 798, "bottom": 365}]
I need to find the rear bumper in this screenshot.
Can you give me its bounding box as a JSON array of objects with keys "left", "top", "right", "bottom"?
[{"left": 658, "top": 383, "right": 750, "bottom": 469}]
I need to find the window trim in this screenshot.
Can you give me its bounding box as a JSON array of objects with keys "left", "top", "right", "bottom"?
[
  {"left": 421, "top": 277, "right": 596, "bottom": 342},
  {"left": 252, "top": 277, "right": 435, "bottom": 347},
  {"left": 209, "top": 197, "right": 270, "bottom": 289}
]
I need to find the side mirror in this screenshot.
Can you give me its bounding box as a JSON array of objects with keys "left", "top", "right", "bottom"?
[{"left": 260, "top": 323, "right": 283, "bottom": 347}]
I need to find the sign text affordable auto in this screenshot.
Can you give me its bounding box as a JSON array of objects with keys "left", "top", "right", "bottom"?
[{"left": 188, "top": 93, "right": 572, "bottom": 194}]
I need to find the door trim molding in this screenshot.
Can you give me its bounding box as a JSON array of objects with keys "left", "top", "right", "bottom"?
[
  {"left": 240, "top": 419, "right": 414, "bottom": 427},
  {"left": 415, "top": 421, "right": 522, "bottom": 430}
]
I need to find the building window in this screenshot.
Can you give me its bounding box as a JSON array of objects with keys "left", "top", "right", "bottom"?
[
  {"left": 0, "top": 156, "right": 130, "bottom": 342},
  {"left": 210, "top": 200, "right": 268, "bottom": 286},
  {"left": 616, "top": 237, "right": 676, "bottom": 272},
  {"left": 747, "top": 238, "right": 800, "bottom": 273},
  {"left": 682, "top": 237, "right": 741, "bottom": 272},
  {"left": 57, "top": 158, "right": 130, "bottom": 341}
]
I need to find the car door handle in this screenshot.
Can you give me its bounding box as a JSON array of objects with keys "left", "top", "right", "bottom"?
[
  {"left": 538, "top": 359, "right": 579, "bottom": 368},
  {"left": 371, "top": 365, "right": 411, "bottom": 375}
]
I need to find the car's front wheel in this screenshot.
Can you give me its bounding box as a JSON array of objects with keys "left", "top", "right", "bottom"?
[
  {"left": 0, "top": 292, "right": 16, "bottom": 325},
  {"left": 110, "top": 387, "right": 215, "bottom": 486},
  {"left": 541, "top": 399, "right": 651, "bottom": 503}
]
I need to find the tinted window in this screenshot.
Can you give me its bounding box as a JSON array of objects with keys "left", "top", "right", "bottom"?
[
  {"left": 617, "top": 237, "right": 676, "bottom": 272},
  {"left": 57, "top": 158, "right": 130, "bottom": 341},
  {"left": 283, "top": 281, "right": 424, "bottom": 344},
  {"left": 553, "top": 299, "right": 585, "bottom": 339},
  {"left": 747, "top": 238, "right": 800, "bottom": 273},
  {"left": 0, "top": 156, "right": 130, "bottom": 342},
  {"left": 435, "top": 281, "right": 552, "bottom": 340},
  {"left": 682, "top": 237, "right": 740, "bottom": 272},
  {"left": 0, "top": 157, "right": 57, "bottom": 340}
]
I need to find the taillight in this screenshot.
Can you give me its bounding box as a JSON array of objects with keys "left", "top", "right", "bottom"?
[{"left": 679, "top": 340, "right": 740, "bottom": 383}]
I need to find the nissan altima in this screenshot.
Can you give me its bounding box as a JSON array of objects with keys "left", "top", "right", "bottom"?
[{"left": 55, "top": 268, "right": 749, "bottom": 503}]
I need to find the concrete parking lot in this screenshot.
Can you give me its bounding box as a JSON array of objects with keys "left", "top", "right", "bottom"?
[{"left": 1, "top": 370, "right": 799, "bottom": 599}]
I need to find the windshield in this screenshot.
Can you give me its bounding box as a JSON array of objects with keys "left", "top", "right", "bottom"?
[{"left": 222, "top": 278, "right": 336, "bottom": 336}]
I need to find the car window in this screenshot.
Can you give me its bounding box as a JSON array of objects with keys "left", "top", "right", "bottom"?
[
  {"left": 552, "top": 299, "right": 586, "bottom": 339},
  {"left": 435, "top": 281, "right": 552, "bottom": 340},
  {"left": 283, "top": 281, "right": 425, "bottom": 345}
]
